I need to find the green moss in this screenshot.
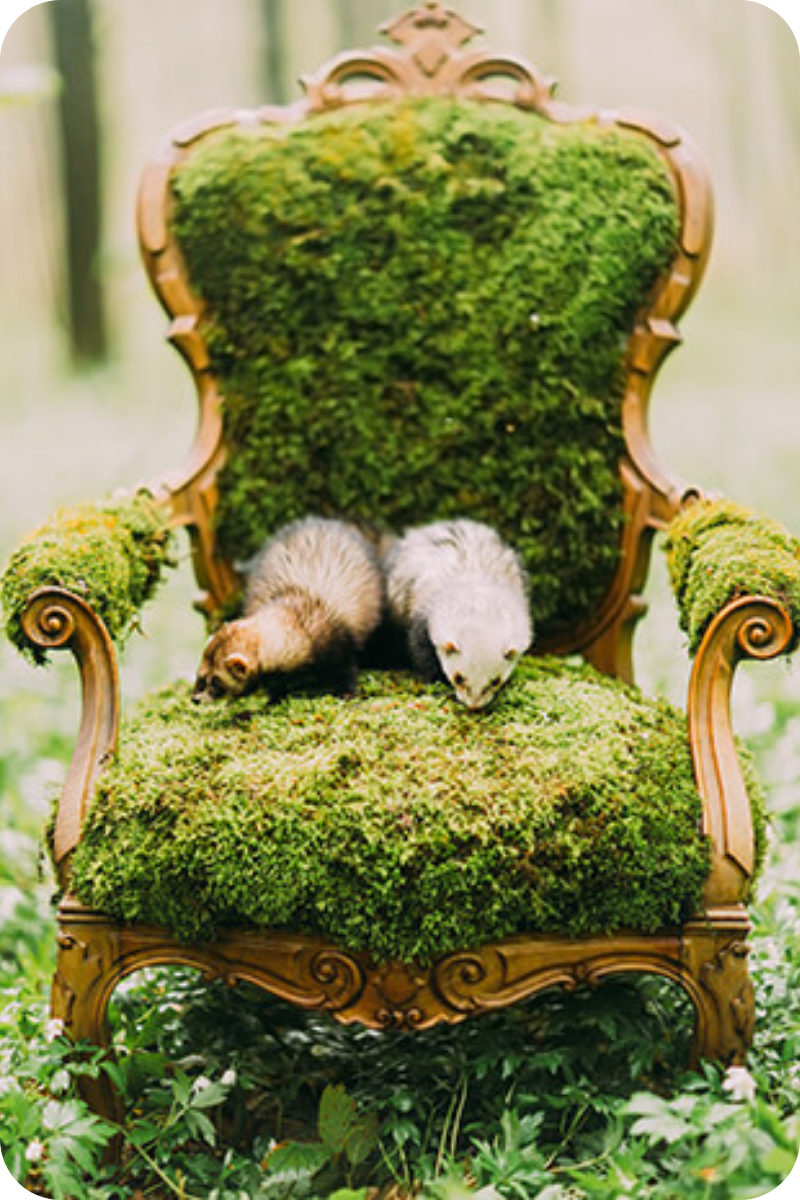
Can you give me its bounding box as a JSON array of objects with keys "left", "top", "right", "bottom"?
[
  {"left": 170, "top": 97, "right": 680, "bottom": 637},
  {"left": 67, "top": 657, "right": 743, "bottom": 964},
  {"left": 665, "top": 499, "right": 800, "bottom": 654},
  {"left": 1, "top": 493, "right": 175, "bottom": 663}
]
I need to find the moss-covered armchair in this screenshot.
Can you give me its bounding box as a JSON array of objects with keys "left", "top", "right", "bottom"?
[{"left": 4, "top": 4, "right": 800, "bottom": 1123}]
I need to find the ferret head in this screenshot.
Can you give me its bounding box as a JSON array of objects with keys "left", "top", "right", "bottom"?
[
  {"left": 430, "top": 604, "right": 531, "bottom": 711},
  {"left": 192, "top": 620, "right": 261, "bottom": 703},
  {"left": 436, "top": 638, "right": 524, "bottom": 710}
]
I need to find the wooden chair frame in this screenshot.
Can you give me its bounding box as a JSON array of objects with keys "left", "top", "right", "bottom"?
[{"left": 20, "top": 4, "right": 791, "bottom": 1123}]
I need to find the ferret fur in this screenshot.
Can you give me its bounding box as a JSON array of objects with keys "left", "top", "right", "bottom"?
[
  {"left": 385, "top": 518, "right": 532, "bottom": 710},
  {"left": 192, "top": 516, "right": 385, "bottom": 703}
]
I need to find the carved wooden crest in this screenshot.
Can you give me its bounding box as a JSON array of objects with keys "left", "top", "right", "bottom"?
[{"left": 301, "top": 1, "right": 556, "bottom": 110}]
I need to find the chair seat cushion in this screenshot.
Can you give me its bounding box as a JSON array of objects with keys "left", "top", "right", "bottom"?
[{"left": 69, "top": 658, "right": 753, "bottom": 965}]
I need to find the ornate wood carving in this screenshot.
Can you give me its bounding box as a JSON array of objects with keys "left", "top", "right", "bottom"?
[
  {"left": 20, "top": 589, "right": 119, "bottom": 882},
  {"left": 52, "top": 903, "right": 124, "bottom": 1124},
  {"left": 301, "top": 3, "right": 557, "bottom": 111},
  {"left": 54, "top": 897, "right": 754, "bottom": 1127},
  {"left": 688, "top": 595, "right": 793, "bottom": 906},
  {"left": 682, "top": 911, "right": 756, "bottom": 1066}
]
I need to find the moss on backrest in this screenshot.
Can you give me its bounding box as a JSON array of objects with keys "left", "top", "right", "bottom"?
[
  {"left": 665, "top": 499, "right": 800, "bottom": 654},
  {"left": 170, "top": 97, "right": 680, "bottom": 636},
  {"left": 1, "top": 493, "right": 175, "bottom": 663},
  {"left": 68, "top": 658, "right": 743, "bottom": 963}
]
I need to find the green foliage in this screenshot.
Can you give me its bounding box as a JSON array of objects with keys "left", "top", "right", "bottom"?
[
  {"left": 0, "top": 993, "right": 118, "bottom": 1198},
  {"left": 260, "top": 1082, "right": 380, "bottom": 1195},
  {"left": 3, "top": 954, "right": 797, "bottom": 1199},
  {"left": 0, "top": 492, "right": 175, "bottom": 663},
  {"left": 664, "top": 498, "right": 800, "bottom": 654},
  {"left": 171, "top": 97, "right": 680, "bottom": 637},
  {"left": 68, "top": 657, "right": 721, "bottom": 959}
]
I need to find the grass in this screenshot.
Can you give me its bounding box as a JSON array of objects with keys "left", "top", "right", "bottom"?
[{"left": 1, "top": 270, "right": 799, "bottom": 1195}]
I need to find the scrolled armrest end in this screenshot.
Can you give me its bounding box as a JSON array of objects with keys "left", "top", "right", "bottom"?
[
  {"left": 712, "top": 594, "right": 795, "bottom": 666},
  {"left": 20, "top": 587, "right": 99, "bottom": 658},
  {"left": 688, "top": 595, "right": 789, "bottom": 909},
  {"left": 18, "top": 587, "right": 120, "bottom": 881}
]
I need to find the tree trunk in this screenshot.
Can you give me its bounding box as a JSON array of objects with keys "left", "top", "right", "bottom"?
[
  {"left": 47, "top": 0, "right": 107, "bottom": 366},
  {"left": 260, "top": 0, "right": 290, "bottom": 104},
  {"left": 335, "top": 0, "right": 386, "bottom": 44}
]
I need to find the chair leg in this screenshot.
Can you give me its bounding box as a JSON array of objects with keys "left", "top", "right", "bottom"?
[
  {"left": 51, "top": 904, "right": 124, "bottom": 1127},
  {"left": 684, "top": 920, "right": 755, "bottom": 1067}
]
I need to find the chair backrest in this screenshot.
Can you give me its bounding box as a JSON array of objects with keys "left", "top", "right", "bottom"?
[{"left": 137, "top": 3, "right": 713, "bottom": 678}]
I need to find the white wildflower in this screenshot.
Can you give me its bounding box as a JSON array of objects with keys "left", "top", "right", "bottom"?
[
  {"left": 43, "top": 1018, "right": 64, "bottom": 1043},
  {"left": 722, "top": 1065, "right": 757, "bottom": 1103},
  {"left": 193, "top": 1075, "right": 213, "bottom": 1093},
  {"left": 221, "top": 1068, "right": 237, "bottom": 1087},
  {"left": 25, "top": 1140, "right": 45, "bottom": 1163}
]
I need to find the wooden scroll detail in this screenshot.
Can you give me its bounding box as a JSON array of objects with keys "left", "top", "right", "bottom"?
[
  {"left": 55, "top": 899, "right": 753, "bottom": 1108},
  {"left": 682, "top": 912, "right": 756, "bottom": 1067},
  {"left": 688, "top": 596, "right": 793, "bottom": 907},
  {"left": 20, "top": 590, "right": 119, "bottom": 882},
  {"left": 301, "top": 3, "right": 556, "bottom": 112}
]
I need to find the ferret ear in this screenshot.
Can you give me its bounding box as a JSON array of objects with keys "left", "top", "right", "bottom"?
[
  {"left": 223, "top": 653, "right": 252, "bottom": 682},
  {"left": 442, "top": 641, "right": 460, "bottom": 656}
]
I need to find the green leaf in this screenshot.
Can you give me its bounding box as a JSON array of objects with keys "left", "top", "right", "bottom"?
[
  {"left": 185, "top": 1107, "right": 218, "bottom": 1146},
  {"left": 191, "top": 1081, "right": 229, "bottom": 1109},
  {"left": 626, "top": 1090, "right": 709, "bottom": 1147},
  {"left": 265, "top": 1140, "right": 330, "bottom": 1179},
  {"left": 344, "top": 1111, "right": 380, "bottom": 1167},
  {"left": 318, "top": 1083, "right": 357, "bottom": 1155},
  {"left": 761, "top": 1145, "right": 800, "bottom": 1178}
]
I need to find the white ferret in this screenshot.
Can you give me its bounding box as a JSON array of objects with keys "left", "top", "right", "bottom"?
[
  {"left": 385, "top": 518, "right": 533, "bottom": 710},
  {"left": 192, "top": 516, "right": 385, "bottom": 703}
]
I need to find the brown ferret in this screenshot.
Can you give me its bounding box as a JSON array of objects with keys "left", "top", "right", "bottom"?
[{"left": 192, "top": 516, "right": 386, "bottom": 704}]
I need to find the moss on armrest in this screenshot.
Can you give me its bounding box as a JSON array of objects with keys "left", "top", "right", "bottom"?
[
  {"left": 1, "top": 492, "right": 175, "bottom": 663},
  {"left": 665, "top": 499, "right": 800, "bottom": 655}
]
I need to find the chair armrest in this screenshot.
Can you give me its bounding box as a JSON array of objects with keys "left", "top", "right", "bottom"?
[
  {"left": 687, "top": 596, "right": 792, "bottom": 907},
  {"left": 665, "top": 499, "right": 800, "bottom": 907},
  {"left": 21, "top": 588, "right": 119, "bottom": 884},
  {"left": 2, "top": 492, "right": 173, "bottom": 882},
  {"left": 1, "top": 492, "right": 175, "bottom": 663},
  {"left": 665, "top": 498, "right": 800, "bottom": 656}
]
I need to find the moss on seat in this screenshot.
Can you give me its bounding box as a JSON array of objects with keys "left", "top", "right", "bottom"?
[{"left": 69, "top": 658, "right": 764, "bottom": 964}]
